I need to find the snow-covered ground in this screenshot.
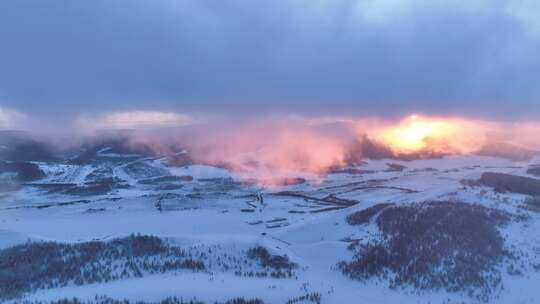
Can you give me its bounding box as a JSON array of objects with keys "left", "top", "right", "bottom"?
[{"left": 1, "top": 155, "right": 540, "bottom": 304}]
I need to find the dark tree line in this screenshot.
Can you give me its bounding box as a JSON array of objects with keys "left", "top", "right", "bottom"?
[
  {"left": 0, "top": 235, "right": 205, "bottom": 300},
  {"left": 340, "top": 201, "right": 515, "bottom": 301},
  {"left": 16, "top": 296, "right": 264, "bottom": 304},
  {"left": 235, "top": 246, "right": 298, "bottom": 279}
]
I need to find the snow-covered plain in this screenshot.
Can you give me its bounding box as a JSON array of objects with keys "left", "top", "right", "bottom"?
[{"left": 1, "top": 154, "right": 540, "bottom": 304}]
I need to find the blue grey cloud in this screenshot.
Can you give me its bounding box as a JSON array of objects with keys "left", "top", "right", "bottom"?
[{"left": 0, "top": 0, "right": 539, "bottom": 124}]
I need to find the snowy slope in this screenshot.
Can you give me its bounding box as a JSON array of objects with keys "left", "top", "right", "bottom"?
[{"left": 1, "top": 155, "right": 540, "bottom": 304}]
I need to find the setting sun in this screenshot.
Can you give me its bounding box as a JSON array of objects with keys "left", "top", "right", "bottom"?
[{"left": 376, "top": 115, "right": 457, "bottom": 153}]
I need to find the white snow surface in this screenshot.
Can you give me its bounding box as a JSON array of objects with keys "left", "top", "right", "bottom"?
[{"left": 1, "top": 155, "right": 540, "bottom": 303}]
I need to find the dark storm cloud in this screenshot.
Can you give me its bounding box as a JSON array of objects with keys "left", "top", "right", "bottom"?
[{"left": 0, "top": 0, "right": 539, "bottom": 124}]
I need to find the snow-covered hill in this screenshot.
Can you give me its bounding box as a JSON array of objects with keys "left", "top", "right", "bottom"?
[{"left": 1, "top": 153, "right": 540, "bottom": 304}]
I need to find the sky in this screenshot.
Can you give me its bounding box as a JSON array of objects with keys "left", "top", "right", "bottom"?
[{"left": 0, "top": 0, "right": 539, "bottom": 130}]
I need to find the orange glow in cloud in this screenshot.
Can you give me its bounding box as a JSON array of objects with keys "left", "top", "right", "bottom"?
[
  {"left": 183, "top": 117, "right": 351, "bottom": 182},
  {"left": 373, "top": 115, "right": 475, "bottom": 154},
  {"left": 76, "top": 112, "right": 540, "bottom": 186},
  {"left": 365, "top": 114, "right": 540, "bottom": 159}
]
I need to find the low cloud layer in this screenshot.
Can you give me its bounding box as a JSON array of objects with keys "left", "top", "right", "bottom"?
[
  {"left": 77, "top": 111, "right": 195, "bottom": 131},
  {"left": 3, "top": 110, "right": 540, "bottom": 181},
  {"left": 0, "top": 0, "right": 539, "bottom": 125},
  {"left": 0, "top": 107, "right": 26, "bottom": 129},
  {"left": 103, "top": 113, "right": 540, "bottom": 176}
]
